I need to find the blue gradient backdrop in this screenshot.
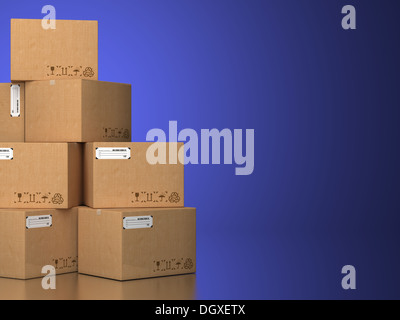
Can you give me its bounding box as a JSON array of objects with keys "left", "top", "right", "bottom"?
[{"left": 1, "top": 0, "right": 400, "bottom": 299}]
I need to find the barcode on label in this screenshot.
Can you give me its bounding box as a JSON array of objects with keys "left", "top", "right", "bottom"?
[
  {"left": 96, "top": 147, "right": 131, "bottom": 160},
  {"left": 26, "top": 215, "right": 53, "bottom": 229},
  {"left": 123, "top": 216, "right": 153, "bottom": 230},
  {"left": 0, "top": 148, "right": 13, "bottom": 160},
  {"left": 10, "top": 84, "right": 20, "bottom": 117}
]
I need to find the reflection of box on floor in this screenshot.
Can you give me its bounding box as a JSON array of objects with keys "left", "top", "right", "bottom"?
[
  {"left": 78, "top": 207, "right": 196, "bottom": 281},
  {"left": 0, "top": 208, "right": 78, "bottom": 280},
  {"left": 0, "top": 273, "right": 78, "bottom": 300},
  {"left": 76, "top": 273, "right": 196, "bottom": 300}
]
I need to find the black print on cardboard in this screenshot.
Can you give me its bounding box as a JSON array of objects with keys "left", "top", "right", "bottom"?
[
  {"left": 14, "top": 192, "right": 64, "bottom": 205},
  {"left": 131, "top": 191, "right": 181, "bottom": 204},
  {"left": 103, "top": 127, "right": 130, "bottom": 139},
  {"left": 52, "top": 256, "right": 78, "bottom": 270},
  {"left": 46, "top": 65, "right": 96, "bottom": 78},
  {"left": 153, "top": 258, "right": 194, "bottom": 273}
]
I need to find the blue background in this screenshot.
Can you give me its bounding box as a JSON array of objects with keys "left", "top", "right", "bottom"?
[{"left": 1, "top": 0, "right": 400, "bottom": 299}]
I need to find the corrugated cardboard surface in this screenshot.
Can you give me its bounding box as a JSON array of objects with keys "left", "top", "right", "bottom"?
[
  {"left": 0, "top": 211, "right": 24, "bottom": 279},
  {"left": 25, "top": 80, "right": 131, "bottom": 142},
  {"left": 0, "top": 143, "right": 82, "bottom": 208},
  {"left": 81, "top": 80, "right": 131, "bottom": 142},
  {"left": 68, "top": 143, "right": 84, "bottom": 207},
  {"left": 0, "top": 83, "right": 25, "bottom": 142},
  {"left": 11, "top": 19, "right": 98, "bottom": 81},
  {"left": 25, "top": 80, "right": 82, "bottom": 142},
  {"left": 78, "top": 207, "right": 196, "bottom": 281},
  {"left": 78, "top": 208, "right": 123, "bottom": 280},
  {"left": 84, "top": 142, "right": 184, "bottom": 208},
  {"left": 0, "top": 208, "right": 78, "bottom": 280}
]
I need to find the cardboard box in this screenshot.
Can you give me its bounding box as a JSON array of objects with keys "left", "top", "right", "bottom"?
[
  {"left": 0, "top": 143, "right": 82, "bottom": 208},
  {"left": 0, "top": 83, "right": 25, "bottom": 142},
  {"left": 0, "top": 208, "right": 78, "bottom": 280},
  {"left": 78, "top": 207, "right": 196, "bottom": 281},
  {"left": 84, "top": 142, "right": 184, "bottom": 208},
  {"left": 25, "top": 80, "right": 131, "bottom": 142},
  {"left": 11, "top": 19, "right": 98, "bottom": 81}
]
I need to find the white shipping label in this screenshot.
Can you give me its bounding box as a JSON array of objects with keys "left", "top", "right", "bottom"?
[
  {"left": 26, "top": 215, "right": 53, "bottom": 229},
  {"left": 10, "top": 84, "right": 21, "bottom": 117},
  {"left": 0, "top": 148, "right": 13, "bottom": 160},
  {"left": 123, "top": 216, "right": 153, "bottom": 230},
  {"left": 96, "top": 147, "right": 131, "bottom": 160}
]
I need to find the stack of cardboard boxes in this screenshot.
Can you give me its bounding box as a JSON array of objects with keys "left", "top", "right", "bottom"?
[{"left": 0, "top": 19, "right": 196, "bottom": 281}]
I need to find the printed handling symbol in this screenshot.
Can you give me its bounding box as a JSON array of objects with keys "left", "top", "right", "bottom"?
[
  {"left": 42, "top": 194, "right": 49, "bottom": 203},
  {"left": 83, "top": 67, "right": 95, "bottom": 78},
  {"left": 184, "top": 258, "right": 194, "bottom": 270},
  {"left": 168, "top": 192, "right": 181, "bottom": 203},
  {"left": 104, "top": 127, "right": 110, "bottom": 138},
  {"left": 123, "top": 129, "right": 130, "bottom": 139},
  {"left": 153, "top": 258, "right": 188, "bottom": 272},
  {"left": 51, "top": 193, "right": 64, "bottom": 205}
]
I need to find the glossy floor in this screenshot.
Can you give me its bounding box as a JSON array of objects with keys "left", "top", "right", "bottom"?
[{"left": 0, "top": 273, "right": 196, "bottom": 300}]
